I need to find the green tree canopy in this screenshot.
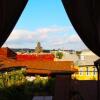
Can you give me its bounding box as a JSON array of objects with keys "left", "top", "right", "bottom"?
[{"left": 56, "top": 51, "right": 63, "bottom": 59}]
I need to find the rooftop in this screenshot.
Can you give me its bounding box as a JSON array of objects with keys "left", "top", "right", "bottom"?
[{"left": 0, "top": 58, "right": 77, "bottom": 75}]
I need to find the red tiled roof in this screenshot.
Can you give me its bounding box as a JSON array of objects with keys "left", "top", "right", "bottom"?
[
  {"left": 0, "top": 59, "right": 77, "bottom": 74},
  {"left": 0, "top": 47, "right": 78, "bottom": 75},
  {"left": 17, "top": 53, "right": 54, "bottom": 61}
]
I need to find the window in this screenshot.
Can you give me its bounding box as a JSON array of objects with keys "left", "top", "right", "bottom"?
[
  {"left": 93, "top": 67, "right": 97, "bottom": 75},
  {"left": 86, "top": 67, "right": 89, "bottom": 76},
  {"left": 80, "top": 55, "right": 84, "bottom": 60},
  {"left": 79, "top": 68, "right": 83, "bottom": 75}
]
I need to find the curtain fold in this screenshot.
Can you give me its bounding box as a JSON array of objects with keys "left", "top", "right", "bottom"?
[
  {"left": 62, "top": 0, "right": 100, "bottom": 57},
  {"left": 0, "top": 0, "right": 28, "bottom": 47}
]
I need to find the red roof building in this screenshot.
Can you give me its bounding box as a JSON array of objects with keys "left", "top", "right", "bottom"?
[
  {"left": 0, "top": 48, "right": 77, "bottom": 75},
  {"left": 17, "top": 53, "right": 54, "bottom": 61},
  {"left": 0, "top": 47, "right": 16, "bottom": 59}
]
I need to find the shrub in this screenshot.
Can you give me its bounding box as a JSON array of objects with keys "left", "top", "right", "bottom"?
[{"left": 56, "top": 51, "right": 63, "bottom": 59}]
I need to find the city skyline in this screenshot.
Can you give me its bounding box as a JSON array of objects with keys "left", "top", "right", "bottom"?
[{"left": 3, "top": 0, "right": 87, "bottom": 50}]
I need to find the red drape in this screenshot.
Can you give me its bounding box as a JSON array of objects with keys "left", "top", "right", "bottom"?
[{"left": 0, "top": 0, "right": 28, "bottom": 47}]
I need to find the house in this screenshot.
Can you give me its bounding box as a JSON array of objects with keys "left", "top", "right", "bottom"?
[
  {"left": 0, "top": 47, "right": 77, "bottom": 80},
  {"left": 0, "top": 47, "right": 16, "bottom": 59},
  {"left": 51, "top": 50, "right": 78, "bottom": 62},
  {"left": 53, "top": 49, "right": 99, "bottom": 80},
  {"left": 73, "top": 50, "right": 99, "bottom": 80}
]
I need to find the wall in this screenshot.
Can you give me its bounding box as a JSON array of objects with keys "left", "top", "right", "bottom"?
[
  {"left": 72, "top": 80, "right": 99, "bottom": 100},
  {"left": 0, "top": 47, "right": 16, "bottom": 59}
]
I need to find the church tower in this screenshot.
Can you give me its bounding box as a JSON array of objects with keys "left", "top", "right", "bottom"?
[{"left": 35, "top": 42, "right": 43, "bottom": 53}]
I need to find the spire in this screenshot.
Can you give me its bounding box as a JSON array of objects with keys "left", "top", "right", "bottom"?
[{"left": 35, "top": 42, "right": 43, "bottom": 53}]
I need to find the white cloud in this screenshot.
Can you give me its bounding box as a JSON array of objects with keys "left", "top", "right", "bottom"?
[
  {"left": 3, "top": 26, "right": 87, "bottom": 50},
  {"left": 37, "top": 26, "right": 67, "bottom": 34},
  {"left": 6, "top": 29, "right": 35, "bottom": 41},
  {"left": 47, "top": 34, "right": 87, "bottom": 50},
  {"left": 67, "top": 34, "right": 82, "bottom": 43},
  {"left": 5, "top": 26, "right": 67, "bottom": 42},
  {"left": 49, "top": 34, "right": 81, "bottom": 45}
]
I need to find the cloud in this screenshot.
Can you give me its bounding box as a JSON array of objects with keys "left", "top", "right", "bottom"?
[
  {"left": 37, "top": 26, "right": 67, "bottom": 34},
  {"left": 6, "top": 29, "right": 35, "bottom": 41},
  {"left": 67, "top": 34, "right": 82, "bottom": 43},
  {"left": 49, "top": 34, "right": 81, "bottom": 45},
  {"left": 6, "top": 26, "right": 67, "bottom": 41},
  {"left": 47, "top": 34, "right": 87, "bottom": 50},
  {"left": 3, "top": 25, "right": 87, "bottom": 50},
  {"left": 3, "top": 26, "right": 67, "bottom": 47}
]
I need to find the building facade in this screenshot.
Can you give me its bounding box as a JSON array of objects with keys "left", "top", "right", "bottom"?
[
  {"left": 53, "top": 49, "right": 99, "bottom": 80},
  {"left": 73, "top": 50, "right": 99, "bottom": 80}
]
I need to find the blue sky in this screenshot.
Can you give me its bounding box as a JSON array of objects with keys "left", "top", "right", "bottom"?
[{"left": 3, "top": 0, "right": 87, "bottom": 50}]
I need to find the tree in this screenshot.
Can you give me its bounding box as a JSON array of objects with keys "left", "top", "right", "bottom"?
[
  {"left": 76, "top": 51, "right": 82, "bottom": 66},
  {"left": 76, "top": 51, "right": 81, "bottom": 58},
  {"left": 56, "top": 51, "right": 63, "bottom": 59}
]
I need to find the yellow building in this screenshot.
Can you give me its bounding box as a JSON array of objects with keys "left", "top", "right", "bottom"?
[
  {"left": 73, "top": 66, "right": 98, "bottom": 80},
  {"left": 51, "top": 49, "right": 99, "bottom": 80},
  {"left": 72, "top": 50, "right": 99, "bottom": 80}
]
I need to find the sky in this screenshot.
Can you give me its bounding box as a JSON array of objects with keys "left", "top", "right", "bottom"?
[{"left": 3, "top": 0, "right": 87, "bottom": 50}]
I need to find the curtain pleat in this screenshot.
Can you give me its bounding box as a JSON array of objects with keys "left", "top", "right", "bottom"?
[
  {"left": 62, "top": 0, "right": 100, "bottom": 57},
  {"left": 0, "top": 0, "right": 28, "bottom": 47}
]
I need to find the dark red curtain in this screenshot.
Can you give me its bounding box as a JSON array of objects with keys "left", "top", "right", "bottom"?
[
  {"left": 62, "top": 0, "right": 100, "bottom": 57},
  {"left": 0, "top": 0, "right": 28, "bottom": 47}
]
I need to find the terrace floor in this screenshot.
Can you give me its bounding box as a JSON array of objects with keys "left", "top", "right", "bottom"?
[{"left": 32, "top": 96, "right": 52, "bottom": 100}]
